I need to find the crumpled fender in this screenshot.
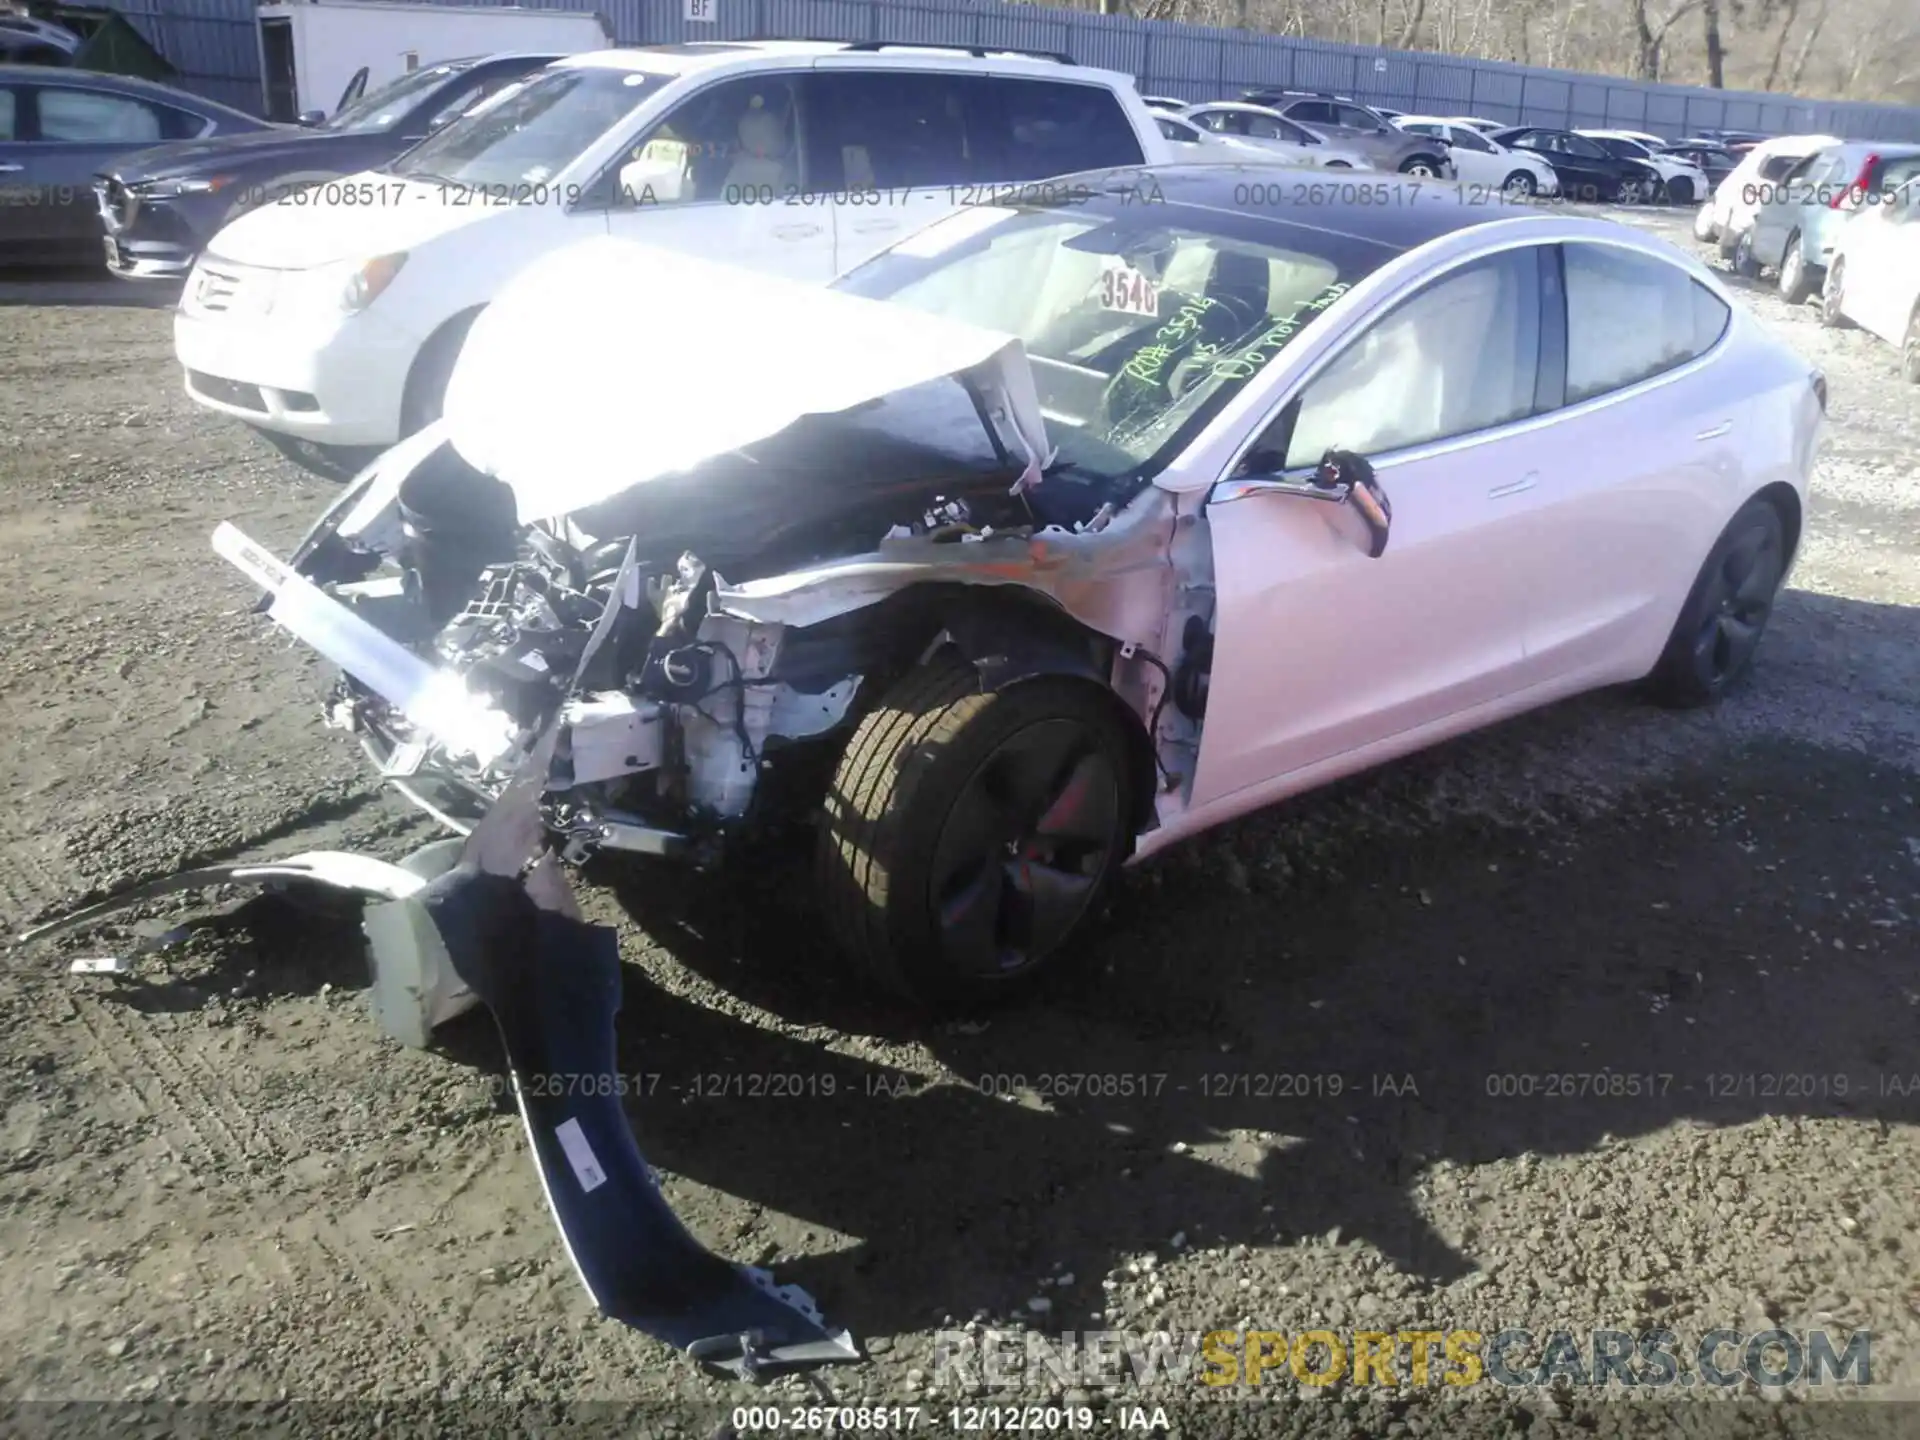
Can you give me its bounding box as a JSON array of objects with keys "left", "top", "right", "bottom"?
[{"left": 930, "top": 588, "right": 1113, "bottom": 694}]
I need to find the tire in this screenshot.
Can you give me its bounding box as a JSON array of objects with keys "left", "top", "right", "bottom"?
[
  {"left": 1644, "top": 498, "right": 1788, "bottom": 708},
  {"left": 1819, "top": 256, "right": 1853, "bottom": 328},
  {"left": 1502, "top": 170, "right": 1536, "bottom": 199},
  {"left": 1904, "top": 307, "right": 1920, "bottom": 384},
  {"left": 1732, "top": 228, "right": 1761, "bottom": 279},
  {"left": 814, "top": 655, "right": 1134, "bottom": 1009},
  {"left": 399, "top": 309, "right": 481, "bottom": 437},
  {"left": 1399, "top": 154, "right": 1442, "bottom": 177},
  {"left": 1778, "top": 232, "right": 1816, "bottom": 304},
  {"left": 1667, "top": 176, "right": 1694, "bottom": 206}
]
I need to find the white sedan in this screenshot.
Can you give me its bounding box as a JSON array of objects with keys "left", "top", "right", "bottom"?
[
  {"left": 1394, "top": 115, "right": 1559, "bottom": 197},
  {"left": 1180, "top": 101, "right": 1374, "bottom": 169},
  {"left": 185, "top": 166, "right": 1821, "bottom": 1017},
  {"left": 1820, "top": 178, "right": 1920, "bottom": 380}
]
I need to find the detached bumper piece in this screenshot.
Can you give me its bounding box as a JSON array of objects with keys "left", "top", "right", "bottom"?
[{"left": 379, "top": 863, "right": 859, "bottom": 1380}]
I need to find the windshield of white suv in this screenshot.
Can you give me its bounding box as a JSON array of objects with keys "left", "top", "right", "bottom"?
[
  {"left": 835, "top": 203, "right": 1389, "bottom": 489},
  {"left": 386, "top": 66, "right": 670, "bottom": 188},
  {"left": 325, "top": 63, "right": 468, "bottom": 134}
]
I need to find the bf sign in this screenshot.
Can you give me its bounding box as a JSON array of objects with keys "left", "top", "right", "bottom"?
[{"left": 685, "top": 0, "right": 717, "bottom": 20}]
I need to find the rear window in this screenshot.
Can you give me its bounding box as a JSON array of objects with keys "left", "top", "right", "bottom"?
[
  {"left": 1563, "top": 243, "right": 1729, "bottom": 404},
  {"left": 990, "top": 78, "right": 1145, "bottom": 180}
]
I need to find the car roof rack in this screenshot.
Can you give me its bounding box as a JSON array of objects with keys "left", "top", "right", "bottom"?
[{"left": 760, "top": 37, "right": 1076, "bottom": 64}]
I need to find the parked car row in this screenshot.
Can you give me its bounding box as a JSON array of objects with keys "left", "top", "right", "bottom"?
[
  {"left": 1144, "top": 94, "right": 1753, "bottom": 205},
  {"left": 1684, "top": 130, "right": 1920, "bottom": 379}
]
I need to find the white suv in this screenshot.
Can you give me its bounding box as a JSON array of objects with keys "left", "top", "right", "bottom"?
[{"left": 173, "top": 41, "right": 1171, "bottom": 463}]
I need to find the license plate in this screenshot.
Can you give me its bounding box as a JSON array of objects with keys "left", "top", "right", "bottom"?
[{"left": 102, "top": 236, "right": 121, "bottom": 268}]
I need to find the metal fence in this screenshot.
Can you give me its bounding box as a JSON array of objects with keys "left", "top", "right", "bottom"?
[{"left": 117, "top": 0, "right": 1920, "bottom": 141}]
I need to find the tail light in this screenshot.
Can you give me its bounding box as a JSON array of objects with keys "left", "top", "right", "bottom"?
[
  {"left": 1831, "top": 152, "right": 1878, "bottom": 209},
  {"left": 1812, "top": 370, "right": 1827, "bottom": 413}
]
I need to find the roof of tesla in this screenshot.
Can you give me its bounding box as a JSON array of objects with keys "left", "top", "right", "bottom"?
[{"left": 1068, "top": 163, "right": 1553, "bottom": 252}]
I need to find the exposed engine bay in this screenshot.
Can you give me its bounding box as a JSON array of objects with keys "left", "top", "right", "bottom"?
[
  {"left": 28, "top": 274, "right": 1241, "bottom": 1385},
  {"left": 253, "top": 377, "right": 1203, "bottom": 869}
]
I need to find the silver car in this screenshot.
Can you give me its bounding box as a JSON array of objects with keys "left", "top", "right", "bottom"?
[
  {"left": 1241, "top": 90, "right": 1453, "bottom": 176},
  {"left": 1738, "top": 141, "right": 1920, "bottom": 304}
]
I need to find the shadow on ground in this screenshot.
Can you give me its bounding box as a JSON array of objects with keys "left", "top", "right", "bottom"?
[{"left": 590, "top": 593, "right": 1920, "bottom": 1339}]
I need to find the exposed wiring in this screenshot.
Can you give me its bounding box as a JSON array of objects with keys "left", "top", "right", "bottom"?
[{"left": 1129, "top": 646, "right": 1178, "bottom": 791}]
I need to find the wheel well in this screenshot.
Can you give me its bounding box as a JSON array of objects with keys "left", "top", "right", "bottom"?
[
  {"left": 809, "top": 582, "right": 1162, "bottom": 837},
  {"left": 1754, "top": 481, "right": 1803, "bottom": 569},
  {"left": 401, "top": 305, "right": 484, "bottom": 430}
]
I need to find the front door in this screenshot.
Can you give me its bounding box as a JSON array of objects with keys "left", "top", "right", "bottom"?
[
  {"left": 600, "top": 72, "right": 836, "bottom": 285},
  {"left": 1191, "top": 245, "right": 1552, "bottom": 810}
]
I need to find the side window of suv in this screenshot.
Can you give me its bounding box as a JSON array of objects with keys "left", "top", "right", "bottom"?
[
  {"left": 803, "top": 70, "right": 976, "bottom": 190},
  {"left": 982, "top": 77, "right": 1144, "bottom": 180},
  {"left": 1334, "top": 103, "right": 1382, "bottom": 131},
  {"left": 1285, "top": 100, "right": 1335, "bottom": 126},
  {"left": 616, "top": 75, "right": 806, "bottom": 206}
]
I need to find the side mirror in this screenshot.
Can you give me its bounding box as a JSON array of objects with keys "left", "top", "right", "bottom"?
[
  {"left": 296, "top": 109, "right": 327, "bottom": 127},
  {"left": 616, "top": 152, "right": 686, "bottom": 207},
  {"left": 1214, "top": 448, "right": 1393, "bottom": 558}
]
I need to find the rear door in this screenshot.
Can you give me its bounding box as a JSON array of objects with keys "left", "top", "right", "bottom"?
[
  {"left": 800, "top": 66, "right": 979, "bottom": 271},
  {"left": 1750, "top": 150, "right": 1838, "bottom": 266},
  {"left": 809, "top": 69, "right": 1146, "bottom": 273},
  {"left": 1511, "top": 241, "right": 1741, "bottom": 680}
]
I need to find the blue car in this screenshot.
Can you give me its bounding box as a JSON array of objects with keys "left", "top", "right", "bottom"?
[{"left": 0, "top": 64, "right": 272, "bottom": 267}]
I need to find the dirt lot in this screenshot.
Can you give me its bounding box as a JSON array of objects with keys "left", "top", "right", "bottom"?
[{"left": 2, "top": 210, "right": 1918, "bottom": 1439}]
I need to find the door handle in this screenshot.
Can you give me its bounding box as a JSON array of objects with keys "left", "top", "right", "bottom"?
[
  {"left": 1694, "top": 420, "right": 1732, "bottom": 441},
  {"left": 0, "top": 163, "right": 24, "bottom": 173},
  {"left": 1488, "top": 473, "right": 1537, "bottom": 499},
  {"left": 773, "top": 222, "right": 822, "bottom": 240}
]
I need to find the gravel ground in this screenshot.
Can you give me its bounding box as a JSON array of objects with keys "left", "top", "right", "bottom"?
[{"left": 1, "top": 209, "right": 1917, "bottom": 1439}]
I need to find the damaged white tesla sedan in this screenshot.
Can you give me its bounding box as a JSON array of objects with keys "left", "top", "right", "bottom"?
[{"left": 27, "top": 165, "right": 1823, "bottom": 1377}]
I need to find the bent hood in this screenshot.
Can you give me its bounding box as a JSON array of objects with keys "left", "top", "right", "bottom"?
[{"left": 442, "top": 235, "right": 1053, "bottom": 524}]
